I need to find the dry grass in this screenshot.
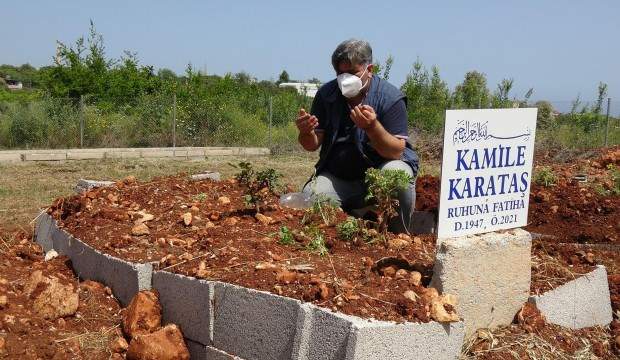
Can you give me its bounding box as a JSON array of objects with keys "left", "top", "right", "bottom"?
[{"left": 461, "top": 325, "right": 614, "bottom": 359}]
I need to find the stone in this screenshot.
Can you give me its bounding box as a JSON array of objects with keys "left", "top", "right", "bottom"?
[
  {"left": 182, "top": 213, "right": 192, "bottom": 226},
  {"left": 191, "top": 171, "right": 221, "bottom": 182},
  {"left": 409, "top": 271, "right": 422, "bottom": 286},
  {"left": 255, "top": 213, "right": 273, "bottom": 225},
  {"left": 110, "top": 336, "right": 129, "bottom": 353},
  {"left": 132, "top": 223, "right": 150, "bottom": 236},
  {"left": 126, "top": 324, "right": 190, "bottom": 360},
  {"left": 218, "top": 196, "right": 231, "bottom": 205},
  {"left": 431, "top": 229, "right": 532, "bottom": 337},
  {"left": 528, "top": 265, "right": 612, "bottom": 329},
  {"left": 25, "top": 270, "right": 79, "bottom": 320},
  {"left": 0, "top": 295, "right": 7, "bottom": 309},
  {"left": 44, "top": 249, "right": 59, "bottom": 261},
  {"left": 122, "top": 290, "right": 162, "bottom": 338},
  {"left": 75, "top": 179, "right": 115, "bottom": 194}
]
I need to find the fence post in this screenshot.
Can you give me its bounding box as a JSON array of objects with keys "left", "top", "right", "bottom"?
[
  {"left": 79, "top": 95, "right": 84, "bottom": 148},
  {"left": 268, "top": 95, "right": 273, "bottom": 147},
  {"left": 172, "top": 94, "right": 177, "bottom": 148},
  {"left": 604, "top": 97, "right": 611, "bottom": 147}
]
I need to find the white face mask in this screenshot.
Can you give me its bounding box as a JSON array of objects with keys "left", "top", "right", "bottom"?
[{"left": 336, "top": 66, "right": 369, "bottom": 98}]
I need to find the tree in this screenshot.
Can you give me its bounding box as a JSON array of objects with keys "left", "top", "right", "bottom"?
[
  {"left": 373, "top": 55, "right": 394, "bottom": 80},
  {"left": 400, "top": 60, "right": 449, "bottom": 132},
  {"left": 535, "top": 101, "right": 555, "bottom": 129},
  {"left": 592, "top": 82, "right": 608, "bottom": 115},
  {"left": 491, "top": 78, "right": 514, "bottom": 108},
  {"left": 452, "top": 71, "right": 490, "bottom": 109},
  {"left": 277, "top": 70, "right": 290, "bottom": 84},
  {"left": 157, "top": 68, "right": 177, "bottom": 82}
]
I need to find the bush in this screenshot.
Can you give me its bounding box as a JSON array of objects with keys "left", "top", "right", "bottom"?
[{"left": 533, "top": 166, "right": 557, "bottom": 187}]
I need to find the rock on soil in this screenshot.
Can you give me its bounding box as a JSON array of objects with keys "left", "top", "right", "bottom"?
[
  {"left": 24, "top": 270, "right": 79, "bottom": 320},
  {"left": 122, "top": 290, "right": 162, "bottom": 338},
  {"left": 127, "top": 324, "right": 190, "bottom": 360}
]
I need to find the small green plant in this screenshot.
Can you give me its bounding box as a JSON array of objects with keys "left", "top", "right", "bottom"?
[
  {"left": 305, "top": 227, "right": 328, "bottom": 256},
  {"left": 608, "top": 164, "right": 620, "bottom": 196},
  {"left": 533, "top": 166, "right": 557, "bottom": 187},
  {"left": 336, "top": 216, "right": 361, "bottom": 241},
  {"left": 193, "top": 193, "right": 207, "bottom": 201},
  {"left": 278, "top": 226, "right": 295, "bottom": 245},
  {"left": 302, "top": 194, "right": 339, "bottom": 226},
  {"left": 231, "top": 161, "right": 254, "bottom": 185},
  {"left": 231, "top": 161, "right": 282, "bottom": 213},
  {"left": 365, "top": 168, "right": 412, "bottom": 234}
]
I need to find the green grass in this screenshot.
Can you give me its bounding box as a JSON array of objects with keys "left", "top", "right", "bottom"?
[{"left": 0, "top": 154, "right": 317, "bottom": 229}]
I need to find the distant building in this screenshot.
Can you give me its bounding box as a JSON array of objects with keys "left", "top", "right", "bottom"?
[
  {"left": 279, "top": 82, "right": 319, "bottom": 98},
  {"left": 5, "top": 79, "right": 23, "bottom": 90}
]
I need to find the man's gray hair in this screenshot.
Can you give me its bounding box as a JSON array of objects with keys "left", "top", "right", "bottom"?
[{"left": 331, "top": 39, "right": 373, "bottom": 72}]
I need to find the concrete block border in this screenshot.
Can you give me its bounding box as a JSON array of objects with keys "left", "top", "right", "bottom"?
[
  {"left": 35, "top": 213, "right": 152, "bottom": 306},
  {"left": 35, "top": 213, "right": 466, "bottom": 359},
  {"left": 528, "top": 265, "right": 613, "bottom": 329},
  {"left": 0, "top": 146, "right": 271, "bottom": 163}
]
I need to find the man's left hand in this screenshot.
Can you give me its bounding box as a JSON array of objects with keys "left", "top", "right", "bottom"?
[{"left": 350, "top": 105, "right": 378, "bottom": 130}]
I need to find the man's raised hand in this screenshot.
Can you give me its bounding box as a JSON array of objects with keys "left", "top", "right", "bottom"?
[
  {"left": 296, "top": 108, "right": 319, "bottom": 135},
  {"left": 350, "top": 104, "right": 378, "bottom": 130}
]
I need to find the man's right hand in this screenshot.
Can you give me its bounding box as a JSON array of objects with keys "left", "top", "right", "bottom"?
[{"left": 296, "top": 108, "right": 319, "bottom": 135}]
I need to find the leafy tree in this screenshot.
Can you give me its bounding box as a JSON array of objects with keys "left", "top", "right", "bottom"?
[
  {"left": 535, "top": 101, "right": 555, "bottom": 129},
  {"left": 157, "top": 68, "right": 177, "bottom": 82},
  {"left": 400, "top": 60, "right": 450, "bottom": 132},
  {"left": 452, "top": 71, "right": 491, "bottom": 109},
  {"left": 277, "top": 70, "right": 290, "bottom": 84}
]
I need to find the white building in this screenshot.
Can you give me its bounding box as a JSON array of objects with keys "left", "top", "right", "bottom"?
[
  {"left": 278, "top": 82, "right": 319, "bottom": 98},
  {"left": 5, "top": 79, "right": 23, "bottom": 90}
]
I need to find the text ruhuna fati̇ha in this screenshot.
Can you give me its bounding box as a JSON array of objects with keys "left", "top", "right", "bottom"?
[{"left": 448, "top": 145, "right": 529, "bottom": 200}]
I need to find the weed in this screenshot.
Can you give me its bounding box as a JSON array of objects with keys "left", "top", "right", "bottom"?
[
  {"left": 230, "top": 161, "right": 254, "bottom": 185},
  {"left": 336, "top": 216, "right": 361, "bottom": 241},
  {"left": 278, "top": 226, "right": 295, "bottom": 246},
  {"left": 231, "top": 161, "right": 282, "bottom": 213},
  {"left": 193, "top": 193, "right": 207, "bottom": 202},
  {"left": 305, "top": 226, "right": 328, "bottom": 256},
  {"left": 365, "top": 168, "right": 412, "bottom": 234},
  {"left": 303, "top": 194, "right": 338, "bottom": 226},
  {"left": 533, "top": 166, "right": 557, "bottom": 187}
]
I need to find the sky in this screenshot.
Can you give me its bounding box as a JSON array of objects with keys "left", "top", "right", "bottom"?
[{"left": 3, "top": 0, "right": 619, "bottom": 104}]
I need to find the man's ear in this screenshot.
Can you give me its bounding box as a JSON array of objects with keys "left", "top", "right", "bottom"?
[{"left": 367, "top": 63, "right": 374, "bottom": 76}]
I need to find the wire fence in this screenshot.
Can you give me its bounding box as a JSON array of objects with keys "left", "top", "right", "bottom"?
[{"left": 0, "top": 94, "right": 618, "bottom": 154}]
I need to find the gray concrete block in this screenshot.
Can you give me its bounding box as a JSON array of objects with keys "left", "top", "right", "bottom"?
[
  {"left": 51, "top": 225, "right": 72, "bottom": 256},
  {"left": 23, "top": 152, "right": 67, "bottom": 161},
  {"left": 67, "top": 236, "right": 152, "bottom": 306},
  {"left": 191, "top": 171, "right": 221, "bottom": 181},
  {"left": 75, "top": 179, "right": 115, "bottom": 193},
  {"left": 238, "top": 148, "right": 270, "bottom": 156},
  {"left": 431, "top": 229, "right": 532, "bottom": 337},
  {"left": 0, "top": 152, "right": 23, "bottom": 162},
  {"left": 105, "top": 150, "right": 141, "bottom": 159},
  {"left": 34, "top": 212, "right": 55, "bottom": 252},
  {"left": 186, "top": 339, "right": 207, "bottom": 360},
  {"left": 212, "top": 282, "right": 301, "bottom": 360},
  {"left": 411, "top": 210, "right": 436, "bottom": 234},
  {"left": 187, "top": 149, "right": 207, "bottom": 158},
  {"left": 152, "top": 271, "right": 213, "bottom": 345},
  {"left": 294, "top": 304, "right": 353, "bottom": 360},
  {"left": 66, "top": 151, "right": 105, "bottom": 160},
  {"left": 529, "top": 265, "right": 613, "bottom": 329},
  {"left": 345, "top": 320, "right": 464, "bottom": 360},
  {"left": 295, "top": 304, "right": 464, "bottom": 360},
  {"left": 204, "top": 148, "right": 236, "bottom": 156},
  {"left": 187, "top": 341, "right": 243, "bottom": 360},
  {"left": 141, "top": 150, "right": 175, "bottom": 158}
]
